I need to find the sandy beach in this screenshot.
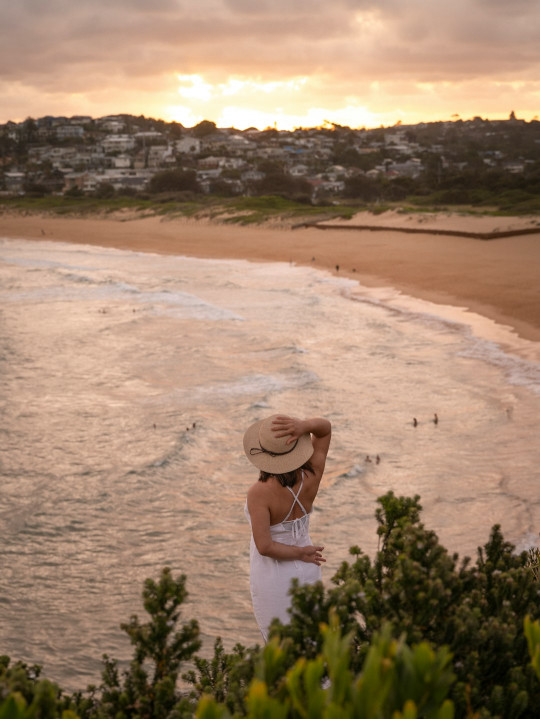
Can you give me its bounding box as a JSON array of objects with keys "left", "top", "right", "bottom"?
[{"left": 1, "top": 209, "right": 540, "bottom": 342}]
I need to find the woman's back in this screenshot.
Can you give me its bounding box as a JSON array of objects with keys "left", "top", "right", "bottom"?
[{"left": 259, "top": 469, "right": 320, "bottom": 526}]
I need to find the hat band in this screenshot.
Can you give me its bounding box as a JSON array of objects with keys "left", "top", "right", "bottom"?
[{"left": 249, "top": 439, "right": 299, "bottom": 459}]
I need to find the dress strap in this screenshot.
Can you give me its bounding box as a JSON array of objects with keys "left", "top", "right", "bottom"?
[{"left": 281, "top": 471, "right": 308, "bottom": 522}]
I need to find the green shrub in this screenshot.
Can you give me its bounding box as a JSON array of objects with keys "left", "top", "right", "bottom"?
[
  {"left": 182, "top": 638, "right": 260, "bottom": 716},
  {"left": 148, "top": 170, "right": 200, "bottom": 194},
  {"left": 0, "top": 657, "right": 77, "bottom": 719},
  {"left": 197, "top": 614, "right": 456, "bottom": 719},
  {"left": 2, "top": 496, "right": 540, "bottom": 718},
  {"left": 274, "top": 492, "right": 540, "bottom": 717}
]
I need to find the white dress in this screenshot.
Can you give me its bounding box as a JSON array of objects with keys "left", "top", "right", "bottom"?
[{"left": 244, "top": 472, "right": 321, "bottom": 642}]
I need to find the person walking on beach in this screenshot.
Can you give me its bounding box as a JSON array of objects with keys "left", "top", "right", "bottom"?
[{"left": 243, "top": 414, "right": 331, "bottom": 642}]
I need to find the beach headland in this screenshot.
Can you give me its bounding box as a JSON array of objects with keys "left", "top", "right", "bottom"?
[{"left": 1, "top": 208, "right": 540, "bottom": 343}]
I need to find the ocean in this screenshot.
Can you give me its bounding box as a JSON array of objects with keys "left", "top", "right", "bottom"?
[{"left": 1, "top": 236, "right": 539, "bottom": 691}]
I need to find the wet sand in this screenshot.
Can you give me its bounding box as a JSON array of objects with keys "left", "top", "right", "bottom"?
[{"left": 1, "top": 209, "right": 540, "bottom": 342}]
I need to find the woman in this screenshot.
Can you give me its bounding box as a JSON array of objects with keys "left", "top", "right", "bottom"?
[{"left": 243, "top": 413, "right": 331, "bottom": 642}]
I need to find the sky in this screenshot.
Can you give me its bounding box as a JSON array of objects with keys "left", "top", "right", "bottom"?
[{"left": 1, "top": 0, "right": 540, "bottom": 131}]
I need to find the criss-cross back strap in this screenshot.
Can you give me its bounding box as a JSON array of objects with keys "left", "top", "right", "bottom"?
[{"left": 281, "top": 471, "right": 307, "bottom": 523}]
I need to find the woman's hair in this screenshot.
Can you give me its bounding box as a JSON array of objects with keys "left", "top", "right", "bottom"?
[{"left": 258, "top": 459, "right": 314, "bottom": 488}]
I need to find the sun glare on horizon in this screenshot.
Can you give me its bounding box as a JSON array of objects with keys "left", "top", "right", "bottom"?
[{"left": 166, "top": 73, "right": 383, "bottom": 131}]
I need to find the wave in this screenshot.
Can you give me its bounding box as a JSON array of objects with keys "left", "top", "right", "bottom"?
[
  {"left": 345, "top": 285, "right": 540, "bottom": 395},
  {"left": 175, "top": 370, "right": 320, "bottom": 402},
  {"left": 140, "top": 370, "right": 320, "bottom": 414},
  {"left": 458, "top": 337, "right": 540, "bottom": 394},
  {"left": 251, "top": 344, "right": 308, "bottom": 358},
  {"left": 0, "top": 276, "right": 244, "bottom": 321}
]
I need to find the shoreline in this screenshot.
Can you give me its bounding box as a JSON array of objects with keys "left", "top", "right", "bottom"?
[{"left": 1, "top": 209, "right": 540, "bottom": 343}]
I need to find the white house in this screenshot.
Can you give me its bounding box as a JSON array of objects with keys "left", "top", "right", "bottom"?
[
  {"left": 4, "top": 171, "right": 25, "bottom": 192},
  {"left": 101, "top": 134, "right": 136, "bottom": 153},
  {"left": 112, "top": 154, "right": 132, "bottom": 169},
  {"left": 289, "top": 163, "right": 309, "bottom": 177},
  {"left": 102, "top": 168, "right": 153, "bottom": 189},
  {"left": 98, "top": 118, "right": 126, "bottom": 133},
  {"left": 175, "top": 137, "right": 202, "bottom": 154},
  {"left": 134, "top": 131, "right": 166, "bottom": 145}
]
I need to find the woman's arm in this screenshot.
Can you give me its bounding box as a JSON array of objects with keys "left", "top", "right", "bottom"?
[{"left": 272, "top": 416, "right": 331, "bottom": 478}]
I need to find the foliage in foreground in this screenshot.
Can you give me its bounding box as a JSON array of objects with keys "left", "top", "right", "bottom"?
[
  {"left": 1, "top": 493, "right": 540, "bottom": 718},
  {"left": 272, "top": 493, "right": 540, "bottom": 717},
  {"left": 197, "top": 616, "right": 456, "bottom": 719}
]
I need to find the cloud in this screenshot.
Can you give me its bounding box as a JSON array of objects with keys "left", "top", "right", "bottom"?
[{"left": 1, "top": 0, "right": 540, "bottom": 127}]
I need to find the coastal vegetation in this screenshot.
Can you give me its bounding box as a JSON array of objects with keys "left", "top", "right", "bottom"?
[
  {"left": 0, "top": 193, "right": 359, "bottom": 226},
  {"left": 2, "top": 493, "right": 540, "bottom": 718},
  {"left": 1, "top": 191, "right": 539, "bottom": 230}
]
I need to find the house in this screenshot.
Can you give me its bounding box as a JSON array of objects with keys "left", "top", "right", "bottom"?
[
  {"left": 101, "top": 134, "right": 136, "bottom": 153},
  {"left": 161, "top": 146, "right": 177, "bottom": 165},
  {"left": 504, "top": 161, "right": 525, "bottom": 174},
  {"left": 388, "top": 159, "right": 423, "bottom": 178},
  {"left": 98, "top": 117, "right": 126, "bottom": 133},
  {"left": 325, "top": 165, "right": 347, "bottom": 178},
  {"left": 241, "top": 168, "right": 265, "bottom": 183},
  {"left": 43, "top": 146, "right": 78, "bottom": 169},
  {"left": 27, "top": 146, "right": 50, "bottom": 162},
  {"left": 3, "top": 124, "right": 20, "bottom": 141},
  {"left": 134, "top": 131, "right": 166, "bottom": 145},
  {"left": 198, "top": 156, "right": 225, "bottom": 170},
  {"left": 221, "top": 134, "right": 257, "bottom": 154},
  {"left": 4, "top": 171, "right": 25, "bottom": 193},
  {"left": 69, "top": 116, "right": 93, "bottom": 125},
  {"left": 385, "top": 131, "right": 407, "bottom": 146},
  {"left": 112, "top": 154, "right": 132, "bottom": 169},
  {"left": 289, "top": 164, "right": 309, "bottom": 177},
  {"left": 219, "top": 157, "right": 244, "bottom": 171},
  {"left": 37, "top": 126, "right": 55, "bottom": 140},
  {"left": 63, "top": 171, "right": 96, "bottom": 192},
  {"left": 253, "top": 146, "right": 287, "bottom": 160},
  {"left": 73, "top": 147, "right": 108, "bottom": 169},
  {"left": 318, "top": 179, "right": 345, "bottom": 194},
  {"left": 145, "top": 145, "right": 169, "bottom": 167},
  {"left": 63, "top": 168, "right": 153, "bottom": 193},
  {"left": 198, "top": 132, "right": 233, "bottom": 152},
  {"left": 101, "top": 168, "right": 153, "bottom": 190},
  {"left": 175, "top": 137, "right": 201, "bottom": 154},
  {"left": 196, "top": 167, "right": 222, "bottom": 181}
]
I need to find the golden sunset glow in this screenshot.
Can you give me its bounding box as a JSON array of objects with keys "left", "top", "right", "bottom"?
[
  {"left": 166, "top": 74, "right": 380, "bottom": 130},
  {"left": 2, "top": 1, "right": 540, "bottom": 129}
]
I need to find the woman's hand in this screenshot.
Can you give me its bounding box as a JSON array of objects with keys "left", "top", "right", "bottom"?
[
  {"left": 299, "top": 545, "right": 326, "bottom": 565},
  {"left": 272, "top": 415, "right": 306, "bottom": 445}
]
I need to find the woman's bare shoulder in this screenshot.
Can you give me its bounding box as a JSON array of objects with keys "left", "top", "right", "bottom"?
[{"left": 247, "top": 480, "right": 267, "bottom": 502}]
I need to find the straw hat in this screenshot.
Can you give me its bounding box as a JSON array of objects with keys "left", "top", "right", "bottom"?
[{"left": 243, "top": 414, "right": 313, "bottom": 473}]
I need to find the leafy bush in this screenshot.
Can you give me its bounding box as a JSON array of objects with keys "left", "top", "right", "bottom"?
[
  {"left": 93, "top": 182, "right": 116, "bottom": 199},
  {"left": 182, "top": 638, "right": 260, "bottom": 716},
  {"left": 83, "top": 568, "right": 200, "bottom": 719},
  {"left": 148, "top": 170, "right": 201, "bottom": 194},
  {"left": 274, "top": 492, "right": 540, "bottom": 717},
  {"left": 0, "top": 656, "right": 77, "bottom": 719},
  {"left": 1, "top": 495, "right": 540, "bottom": 718},
  {"left": 197, "top": 615, "right": 456, "bottom": 719}
]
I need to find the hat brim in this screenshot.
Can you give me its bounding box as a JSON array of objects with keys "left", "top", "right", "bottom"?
[{"left": 243, "top": 417, "right": 314, "bottom": 474}]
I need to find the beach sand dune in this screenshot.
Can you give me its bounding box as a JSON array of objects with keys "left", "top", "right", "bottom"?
[{"left": 1, "top": 210, "right": 539, "bottom": 342}]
